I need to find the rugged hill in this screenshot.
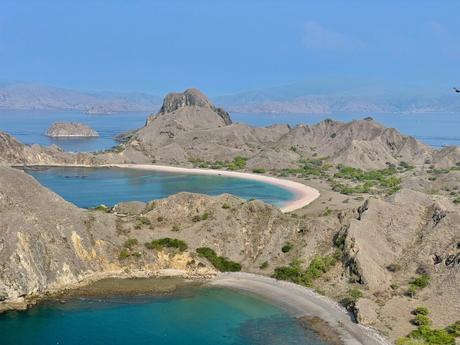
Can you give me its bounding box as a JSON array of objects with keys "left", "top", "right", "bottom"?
[
  {"left": 1, "top": 88, "right": 459, "bottom": 169},
  {"left": 119, "top": 89, "right": 460, "bottom": 169},
  {"left": 0, "top": 165, "right": 458, "bottom": 343}
]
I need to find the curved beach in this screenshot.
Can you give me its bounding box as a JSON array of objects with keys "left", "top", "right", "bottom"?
[
  {"left": 108, "top": 163, "right": 320, "bottom": 212},
  {"left": 210, "top": 273, "right": 391, "bottom": 345}
]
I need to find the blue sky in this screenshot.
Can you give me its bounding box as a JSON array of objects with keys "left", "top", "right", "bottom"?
[{"left": 0, "top": 0, "right": 459, "bottom": 96}]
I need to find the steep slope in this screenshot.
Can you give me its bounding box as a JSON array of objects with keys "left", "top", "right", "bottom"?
[{"left": 121, "top": 89, "right": 456, "bottom": 169}]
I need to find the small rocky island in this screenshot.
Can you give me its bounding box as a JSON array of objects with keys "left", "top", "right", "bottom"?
[{"left": 45, "top": 122, "right": 99, "bottom": 137}]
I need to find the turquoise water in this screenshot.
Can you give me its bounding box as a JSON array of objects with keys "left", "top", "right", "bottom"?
[
  {"left": 0, "top": 287, "right": 329, "bottom": 345},
  {"left": 26, "top": 167, "right": 295, "bottom": 208}
]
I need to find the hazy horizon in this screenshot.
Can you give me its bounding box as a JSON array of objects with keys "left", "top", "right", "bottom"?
[{"left": 1, "top": 0, "right": 459, "bottom": 97}]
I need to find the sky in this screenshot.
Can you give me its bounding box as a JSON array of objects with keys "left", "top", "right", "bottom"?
[{"left": 0, "top": 0, "right": 459, "bottom": 96}]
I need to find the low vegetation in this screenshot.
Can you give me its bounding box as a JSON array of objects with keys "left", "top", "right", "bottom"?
[
  {"left": 123, "top": 238, "right": 138, "bottom": 249},
  {"left": 341, "top": 288, "right": 363, "bottom": 309},
  {"left": 196, "top": 247, "right": 241, "bottom": 272},
  {"left": 144, "top": 238, "right": 188, "bottom": 252},
  {"left": 281, "top": 242, "right": 293, "bottom": 253},
  {"left": 397, "top": 309, "right": 459, "bottom": 345},
  {"left": 272, "top": 251, "right": 340, "bottom": 287},
  {"left": 190, "top": 156, "right": 248, "bottom": 170},
  {"left": 407, "top": 274, "right": 430, "bottom": 297}
]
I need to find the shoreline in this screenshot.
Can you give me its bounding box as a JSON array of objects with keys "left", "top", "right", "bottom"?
[
  {"left": 19, "top": 163, "right": 320, "bottom": 212},
  {"left": 209, "top": 272, "right": 391, "bottom": 345},
  {"left": 105, "top": 163, "right": 320, "bottom": 212}
]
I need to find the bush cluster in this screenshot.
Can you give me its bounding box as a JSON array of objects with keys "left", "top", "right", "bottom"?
[
  {"left": 144, "top": 238, "right": 188, "bottom": 252},
  {"left": 397, "top": 309, "right": 459, "bottom": 345},
  {"left": 272, "top": 252, "right": 340, "bottom": 287},
  {"left": 196, "top": 247, "right": 241, "bottom": 272}
]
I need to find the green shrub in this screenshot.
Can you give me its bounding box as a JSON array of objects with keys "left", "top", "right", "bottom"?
[
  {"left": 119, "top": 249, "right": 130, "bottom": 260},
  {"left": 397, "top": 312, "right": 459, "bottom": 345},
  {"left": 445, "top": 321, "right": 460, "bottom": 337},
  {"left": 222, "top": 203, "right": 231, "bottom": 209},
  {"left": 412, "top": 314, "right": 432, "bottom": 327},
  {"left": 411, "top": 274, "right": 430, "bottom": 289},
  {"left": 94, "top": 204, "right": 110, "bottom": 212},
  {"left": 201, "top": 212, "right": 209, "bottom": 220},
  {"left": 123, "top": 238, "right": 138, "bottom": 249},
  {"left": 413, "top": 307, "right": 429, "bottom": 316},
  {"left": 281, "top": 242, "right": 293, "bottom": 253},
  {"left": 252, "top": 168, "right": 266, "bottom": 174},
  {"left": 330, "top": 133, "right": 337, "bottom": 138},
  {"left": 196, "top": 247, "right": 241, "bottom": 272},
  {"left": 273, "top": 253, "right": 338, "bottom": 287},
  {"left": 259, "top": 261, "right": 269, "bottom": 269},
  {"left": 144, "top": 238, "right": 188, "bottom": 252}
]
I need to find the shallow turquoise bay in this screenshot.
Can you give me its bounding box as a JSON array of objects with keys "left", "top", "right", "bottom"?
[
  {"left": 0, "top": 288, "right": 329, "bottom": 345},
  {"left": 26, "top": 167, "right": 295, "bottom": 208}
]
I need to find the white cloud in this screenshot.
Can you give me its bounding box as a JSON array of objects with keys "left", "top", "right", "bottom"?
[{"left": 302, "top": 21, "right": 363, "bottom": 52}]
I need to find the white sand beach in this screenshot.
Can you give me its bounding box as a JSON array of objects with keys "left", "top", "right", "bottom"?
[
  {"left": 109, "top": 164, "right": 320, "bottom": 212},
  {"left": 210, "top": 273, "right": 391, "bottom": 345}
]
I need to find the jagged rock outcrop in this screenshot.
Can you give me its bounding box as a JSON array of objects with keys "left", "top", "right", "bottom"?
[
  {"left": 1, "top": 88, "right": 459, "bottom": 170},
  {"left": 117, "top": 89, "right": 458, "bottom": 170},
  {"left": 45, "top": 122, "right": 99, "bottom": 137}
]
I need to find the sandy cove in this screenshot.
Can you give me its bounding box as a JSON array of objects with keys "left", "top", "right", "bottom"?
[
  {"left": 107, "top": 163, "right": 320, "bottom": 212},
  {"left": 210, "top": 273, "right": 391, "bottom": 345}
]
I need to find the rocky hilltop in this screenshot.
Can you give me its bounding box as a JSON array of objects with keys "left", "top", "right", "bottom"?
[
  {"left": 116, "top": 89, "right": 460, "bottom": 170},
  {"left": 1, "top": 88, "right": 460, "bottom": 170},
  {"left": 45, "top": 122, "right": 99, "bottom": 137}
]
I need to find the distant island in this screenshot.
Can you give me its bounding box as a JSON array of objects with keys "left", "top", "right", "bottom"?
[{"left": 45, "top": 122, "right": 99, "bottom": 137}]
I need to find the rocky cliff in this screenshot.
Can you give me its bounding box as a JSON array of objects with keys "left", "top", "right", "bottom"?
[{"left": 0, "top": 164, "right": 459, "bottom": 341}]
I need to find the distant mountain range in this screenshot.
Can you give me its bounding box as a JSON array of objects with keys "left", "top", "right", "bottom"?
[
  {"left": 0, "top": 83, "right": 162, "bottom": 114},
  {"left": 1, "top": 81, "right": 460, "bottom": 114},
  {"left": 214, "top": 80, "right": 460, "bottom": 114}
]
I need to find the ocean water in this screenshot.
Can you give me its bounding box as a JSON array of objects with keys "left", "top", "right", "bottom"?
[
  {"left": 0, "top": 287, "right": 329, "bottom": 345},
  {"left": 0, "top": 109, "right": 459, "bottom": 152},
  {"left": 0, "top": 109, "right": 148, "bottom": 152},
  {"left": 26, "top": 167, "right": 295, "bottom": 208}
]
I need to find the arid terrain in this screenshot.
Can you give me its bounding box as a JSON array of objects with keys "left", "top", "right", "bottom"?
[{"left": 0, "top": 89, "right": 459, "bottom": 344}]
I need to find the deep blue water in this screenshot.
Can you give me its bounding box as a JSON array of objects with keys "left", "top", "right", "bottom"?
[
  {"left": 0, "top": 109, "right": 147, "bottom": 152},
  {"left": 0, "top": 109, "right": 459, "bottom": 152},
  {"left": 0, "top": 287, "right": 329, "bottom": 345},
  {"left": 26, "top": 167, "right": 295, "bottom": 208}
]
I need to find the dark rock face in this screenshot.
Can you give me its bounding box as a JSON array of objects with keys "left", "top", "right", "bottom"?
[{"left": 157, "top": 88, "right": 232, "bottom": 125}]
